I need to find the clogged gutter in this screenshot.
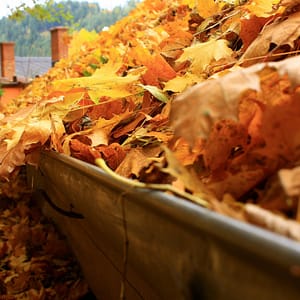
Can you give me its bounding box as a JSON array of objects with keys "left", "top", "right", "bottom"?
[{"left": 1, "top": 0, "right": 300, "bottom": 241}]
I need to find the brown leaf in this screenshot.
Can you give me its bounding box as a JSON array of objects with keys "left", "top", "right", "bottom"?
[
  {"left": 170, "top": 55, "right": 300, "bottom": 146},
  {"left": 241, "top": 11, "right": 300, "bottom": 65},
  {"left": 170, "top": 63, "right": 261, "bottom": 145},
  {"left": 96, "top": 143, "right": 126, "bottom": 170},
  {"left": 69, "top": 138, "right": 101, "bottom": 164},
  {"left": 202, "top": 119, "right": 249, "bottom": 172},
  {"left": 239, "top": 15, "right": 274, "bottom": 51},
  {"left": 161, "top": 146, "right": 210, "bottom": 196}
]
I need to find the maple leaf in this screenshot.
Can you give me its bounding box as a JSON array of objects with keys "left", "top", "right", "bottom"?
[
  {"left": 160, "top": 31, "right": 193, "bottom": 60},
  {"left": 176, "top": 39, "right": 233, "bottom": 75},
  {"left": 52, "top": 61, "right": 144, "bottom": 103},
  {"left": 241, "top": 11, "right": 300, "bottom": 65},
  {"left": 170, "top": 55, "right": 300, "bottom": 145},
  {"left": 243, "top": 0, "right": 281, "bottom": 17},
  {"left": 163, "top": 72, "right": 204, "bottom": 93},
  {"left": 115, "top": 146, "right": 162, "bottom": 178},
  {"left": 239, "top": 15, "right": 274, "bottom": 51},
  {"left": 183, "top": 0, "right": 221, "bottom": 18},
  {"left": 130, "top": 44, "right": 177, "bottom": 86},
  {"left": 62, "top": 115, "right": 121, "bottom": 155}
]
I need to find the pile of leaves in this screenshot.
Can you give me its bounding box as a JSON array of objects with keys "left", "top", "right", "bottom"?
[
  {"left": 1, "top": 0, "right": 300, "bottom": 241},
  {"left": 0, "top": 172, "right": 90, "bottom": 299}
]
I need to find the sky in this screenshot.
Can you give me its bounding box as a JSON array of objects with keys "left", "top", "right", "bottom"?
[{"left": 0, "top": 0, "right": 130, "bottom": 18}]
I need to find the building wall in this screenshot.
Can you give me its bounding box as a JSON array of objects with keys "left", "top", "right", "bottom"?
[{"left": 0, "top": 85, "right": 24, "bottom": 109}]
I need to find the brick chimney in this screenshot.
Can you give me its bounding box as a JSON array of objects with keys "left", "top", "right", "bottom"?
[
  {"left": 0, "top": 42, "right": 16, "bottom": 80},
  {"left": 50, "top": 27, "right": 69, "bottom": 66}
]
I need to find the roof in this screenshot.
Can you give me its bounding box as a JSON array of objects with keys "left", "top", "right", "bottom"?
[
  {"left": 15, "top": 56, "right": 51, "bottom": 79},
  {"left": 0, "top": 57, "right": 51, "bottom": 86}
]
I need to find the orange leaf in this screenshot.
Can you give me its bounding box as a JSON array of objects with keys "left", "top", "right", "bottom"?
[
  {"left": 130, "top": 45, "right": 176, "bottom": 86},
  {"left": 69, "top": 138, "right": 101, "bottom": 164},
  {"left": 239, "top": 15, "right": 274, "bottom": 51},
  {"left": 241, "top": 11, "right": 300, "bottom": 65},
  {"left": 115, "top": 146, "right": 161, "bottom": 178},
  {"left": 96, "top": 143, "right": 126, "bottom": 170}
]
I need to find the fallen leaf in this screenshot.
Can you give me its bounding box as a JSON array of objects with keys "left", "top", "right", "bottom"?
[
  {"left": 52, "top": 61, "right": 144, "bottom": 102},
  {"left": 115, "top": 146, "right": 162, "bottom": 178},
  {"left": 170, "top": 55, "right": 300, "bottom": 145},
  {"left": 170, "top": 62, "right": 262, "bottom": 144},
  {"left": 163, "top": 72, "right": 204, "bottom": 93},
  {"left": 183, "top": 0, "right": 221, "bottom": 18},
  {"left": 241, "top": 11, "right": 300, "bottom": 65},
  {"left": 176, "top": 39, "right": 233, "bottom": 75},
  {"left": 244, "top": 0, "right": 281, "bottom": 17},
  {"left": 239, "top": 15, "right": 274, "bottom": 51}
]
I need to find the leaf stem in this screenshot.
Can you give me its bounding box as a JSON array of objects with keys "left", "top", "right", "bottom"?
[{"left": 95, "top": 158, "right": 209, "bottom": 208}]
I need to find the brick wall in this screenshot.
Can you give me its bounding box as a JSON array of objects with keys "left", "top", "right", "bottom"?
[{"left": 0, "top": 42, "right": 15, "bottom": 80}]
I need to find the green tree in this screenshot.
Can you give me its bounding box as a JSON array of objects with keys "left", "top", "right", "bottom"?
[
  {"left": 0, "top": 1, "right": 141, "bottom": 56},
  {"left": 8, "top": 0, "right": 73, "bottom": 22}
]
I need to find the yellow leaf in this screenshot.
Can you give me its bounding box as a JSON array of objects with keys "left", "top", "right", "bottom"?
[
  {"left": 244, "top": 0, "right": 281, "bottom": 17},
  {"left": 68, "top": 29, "right": 99, "bottom": 57},
  {"left": 176, "top": 39, "right": 233, "bottom": 75},
  {"left": 197, "top": 0, "right": 221, "bottom": 18},
  {"left": 182, "top": 0, "right": 221, "bottom": 17},
  {"left": 50, "top": 93, "right": 85, "bottom": 119},
  {"left": 164, "top": 73, "right": 204, "bottom": 93},
  {"left": 4, "top": 126, "right": 25, "bottom": 151},
  {"left": 52, "top": 61, "right": 144, "bottom": 103}
]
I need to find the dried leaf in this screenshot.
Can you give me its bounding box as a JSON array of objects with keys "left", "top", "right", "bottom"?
[
  {"left": 163, "top": 72, "right": 204, "bottom": 93},
  {"left": 170, "top": 56, "right": 300, "bottom": 145},
  {"left": 183, "top": 0, "right": 221, "bottom": 18},
  {"left": 170, "top": 62, "right": 262, "bottom": 144},
  {"left": 115, "top": 146, "right": 161, "bottom": 178},
  {"left": 53, "top": 61, "right": 144, "bottom": 102},
  {"left": 244, "top": 0, "right": 281, "bottom": 17},
  {"left": 241, "top": 11, "right": 300, "bottom": 65},
  {"left": 176, "top": 39, "right": 233, "bottom": 75},
  {"left": 239, "top": 15, "right": 274, "bottom": 51},
  {"left": 161, "top": 146, "right": 210, "bottom": 197}
]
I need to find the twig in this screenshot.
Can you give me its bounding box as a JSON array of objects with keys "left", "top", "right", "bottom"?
[{"left": 95, "top": 158, "right": 209, "bottom": 208}]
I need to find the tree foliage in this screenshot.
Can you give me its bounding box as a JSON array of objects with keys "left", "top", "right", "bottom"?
[{"left": 0, "top": 0, "right": 140, "bottom": 56}]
